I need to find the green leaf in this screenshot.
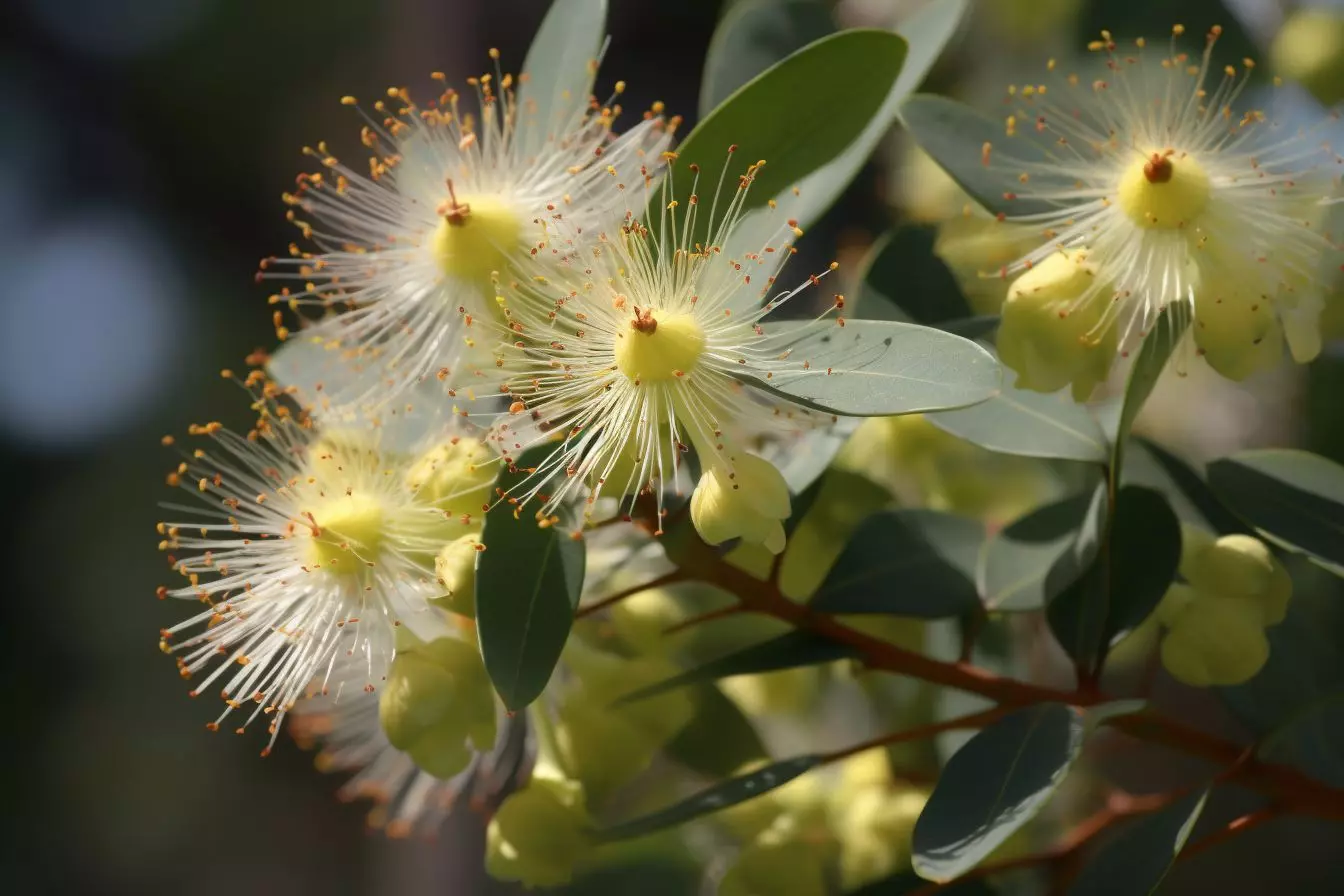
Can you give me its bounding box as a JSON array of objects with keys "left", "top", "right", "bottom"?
[
  {"left": 1065, "top": 790, "right": 1210, "bottom": 896},
  {"left": 890, "top": 0, "right": 968, "bottom": 101},
  {"left": 899, "top": 94, "right": 1056, "bottom": 217},
  {"left": 1131, "top": 438, "right": 1251, "bottom": 536},
  {"left": 517, "top": 0, "right": 608, "bottom": 160},
  {"left": 1047, "top": 486, "right": 1181, "bottom": 671},
  {"left": 855, "top": 226, "right": 990, "bottom": 334},
  {"left": 930, "top": 358, "right": 1109, "bottom": 463},
  {"left": 615, "top": 630, "right": 859, "bottom": 705},
  {"left": 1108, "top": 306, "right": 1190, "bottom": 489},
  {"left": 1208, "top": 449, "right": 1344, "bottom": 571},
  {"left": 746, "top": 318, "right": 1000, "bottom": 417},
  {"left": 664, "top": 684, "right": 769, "bottom": 778},
  {"left": 913, "top": 703, "right": 1086, "bottom": 882},
  {"left": 475, "top": 446, "right": 586, "bottom": 710},
  {"left": 774, "top": 418, "right": 859, "bottom": 498},
  {"left": 810, "top": 509, "right": 982, "bottom": 617},
  {"left": 979, "top": 484, "right": 1107, "bottom": 612},
  {"left": 699, "top": 0, "right": 835, "bottom": 117},
  {"left": 666, "top": 29, "right": 908, "bottom": 244},
  {"left": 597, "top": 755, "right": 821, "bottom": 841},
  {"left": 1258, "top": 691, "right": 1344, "bottom": 789}
]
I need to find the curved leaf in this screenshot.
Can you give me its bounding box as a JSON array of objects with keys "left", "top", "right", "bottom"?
[
  {"left": 747, "top": 318, "right": 1000, "bottom": 417},
  {"left": 913, "top": 703, "right": 1086, "bottom": 882},
  {"left": 1208, "top": 449, "right": 1344, "bottom": 571},
  {"left": 890, "top": 0, "right": 968, "bottom": 101},
  {"left": 1132, "top": 438, "right": 1251, "bottom": 536},
  {"left": 811, "top": 509, "right": 982, "bottom": 617},
  {"left": 476, "top": 446, "right": 586, "bottom": 710},
  {"left": 930, "top": 360, "right": 1109, "bottom": 464},
  {"left": 1258, "top": 691, "right": 1344, "bottom": 789},
  {"left": 699, "top": 0, "right": 835, "bottom": 116},
  {"left": 1109, "top": 305, "right": 1190, "bottom": 488},
  {"left": 516, "top": 0, "right": 608, "bottom": 161},
  {"left": 667, "top": 29, "right": 909, "bottom": 245},
  {"left": 855, "top": 226, "right": 973, "bottom": 325},
  {"left": 598, "top": 755, "right": 821, "bottom": 841},
  {"left": 979, "top": 484, "right": 1107, "bottom": 612},
  {"left": 665, "top": 684, "right": 769, "bottom": 778},
  {"left": 1066, "top": 790, "right": 1210, "bottom": 896}
]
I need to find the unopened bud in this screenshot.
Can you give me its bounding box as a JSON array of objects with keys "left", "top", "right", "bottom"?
[
  {"left": 1192, "top": 278, "right": 1283, "bottom": 380},
  {"left": 405, "top": 437, "right": 497, "bottom": 516},
  {"left": 433, "top": 533, "right": 481, "bottom": 618},
  {"left": 1160, "top": 596, "right": 1270, "bottom": 687},
  {"left": 486, "top": 778, "right": 593, "bottom": 888},
  {"left": 997, "top": 249, "right": 1118, "bottom": 401},
  {"left": 1184, "top": 533, "right": 1292, "bottom": 625},
  {"left": 691, "top": 454, "right": 792, "bottom": 554}
]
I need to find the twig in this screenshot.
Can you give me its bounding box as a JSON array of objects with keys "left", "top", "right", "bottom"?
[
  {"left": 574, "top": 569, "right": 685, "bottom": 618},
  {"left": 817, "top": 707, "right": 1010, "bottom": 765}
]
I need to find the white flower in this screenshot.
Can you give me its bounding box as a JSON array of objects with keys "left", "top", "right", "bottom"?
[
  {"left": 156, "top": 373, "right": 486, "bottom": 754},
  {"left": 260, "top": 50, "right": 676, "bottom": 410},
  {"left": 477, "top": 153, "right": 844, "bottom": 549},
  {"left": 982, "top": 25, "right": 1341, "bottom": 380},
  {"left": 290, "top": 678, "right": 525, "bottom": 838}
]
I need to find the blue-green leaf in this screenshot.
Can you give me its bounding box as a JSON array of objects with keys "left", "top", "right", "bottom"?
[
  {"left": 1131, "top": 438, "right": 1251, "bottom": 536},
  {"left": 1258, "top": 691, "right": 1344, "bottom": 789},
  {"left": 476, "top": 446, "right": 586, "bottom": 710},
  {"left": 664, "top": 684, "right": 769, "bottom": 778},
  {"left": 517, "top": 0, "right": 608, "bottom": 160},
  {"left": 748, "top": 318, "right": 1000, "bottom": 417},
  {"left": 1109, "top": 306, "right": 1190, "bottom": 488},
  {"left": 699, "top": 0, "right": 835, "bottom": 117},
  {"left": 890, "top": 0, "right": 968, "bottom": 101},
  {"left": 615, "top": 630, "right": 859, "bottom": 705},
  {"left": 930, "top": 359, "right": 1109, "bottom": 463},
  {"left": 854, "top": 226, "right": 975, "bottom": 324},
  {"left": 1066, "top": 790, "right": 1210, "bottom": 896},
  {"left": 1208, "top": 449, "right": 1344, "bottom": 571},
  {"left": 666, "top": 29, "right": 908, "bottom": 246},
  {"left": 597, "top": 755, "right": 821, "bottom": 841},
  {"left": 811, "top": 509, "right": 982, "bottom": 617},
  {"left": 1047, "top": 486, "right": 1181, "bottom": 671},
  {"left": 913, "top": 703, "right": 1086, "bottom": 882},
  {"left": 979, "top": 484, "right": 1107, "bottom": 612}
]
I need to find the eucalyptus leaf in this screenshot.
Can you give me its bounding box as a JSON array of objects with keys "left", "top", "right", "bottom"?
[
  {"left": 890, "top": 0, "right": 968, "bottom": 101},
  {"left": 476, "top": 446, "right": 586, "bottom": 710},
  {"left": 517, "top": 0, "right": 608, "bottom": 161},
  {"left": 930, "top": 360, "right": 1109, "bottom": 463},
  {"left": 665, "top": 29, "right": 908, "bottom": 246},
  {"left": 913, "top": 703, "right": 1086, "bottom": 882},
  {"left": 811, "top": 510, "right": 982, "bottom": 618},
  {"left": 1207, "top": 449, "right": 1344, "bottom": 570},
  {"left": 1109, "top": 306, "right": 1190, "bottom": 488},
  {"left": 597, "top": 755, "right": 821, "bottom": 841},
  {"left": 979, "top": 483, "right": 1107, "bottom": 612},
  {"left": 615, "top": 630, "right": 859, "bottom": 705},
  {"left": 747, "top": 318, "right": 1000, "bottom": 417},
  {"left": 1047, "top": 486, "right": 1181, "bottom": 672},
  {"left": 1257, "top": 691, "right": 1344, "bottom": 789},
  {"left": 699, "top": 0, "right": 834, "bottom": 116},
  {"left": 1065, "top": 790, "right": 1210, "bottom": 896},
  {"left": 1132, "top": 438, "right": 1251, "bottom": 536},
  {"left": 664, "top": 684, "right": 769, "bottom": 779}
]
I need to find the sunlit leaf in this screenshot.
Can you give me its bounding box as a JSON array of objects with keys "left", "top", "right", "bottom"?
[
  {"left": 1208, "top": 449, "right": 1344, "bottom": 571},
  {"left": 699, "top": 0, "right": 834, "bottom": 116},
  {"left": 1108, "top": 306, "right": 1190, "bottom": 488},
  {"left": 517, "top": 0, "right": 608, "bottom": 160}
]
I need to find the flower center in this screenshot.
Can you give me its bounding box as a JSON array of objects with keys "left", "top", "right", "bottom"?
[
  {"left": 303, "top": 494, "right": 386, "bottom": 572},
  {"left": 1117, "top": 150, "right": 1210, "bottom": 229},
  {"left": 614, "top": 308, "right": 706, "bottom": 383},
  {"left": 429, "top": 182, "right": 521, "bottom": 285}
]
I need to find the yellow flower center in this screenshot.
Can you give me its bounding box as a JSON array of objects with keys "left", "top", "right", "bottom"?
[
  {"left": 429, "top": 191, "right": 521, "bottom": 285},
  {"left": 303, "top": 494, "right": 386, "bottom": 572},
  {"left": 1117, "top": 150, "right": 1210, "bottom": 229},
  {"left": 613, "top": 308, "right": 706, "bottom": 383}
]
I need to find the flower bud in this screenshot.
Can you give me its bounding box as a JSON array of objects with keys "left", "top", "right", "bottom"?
[
  {"left": 562, "top": 643, "right": 695, "bottom": 746},
  {"left": 433, "top": 533, "right": 481, "bottom": 618},
  {"left": 1271, "top": 8, "right": 1344, "bottom": 107},
  {"left": 997, "top": 249, "right": 1118, "bottom": 401},
  {"left": 405, "top": 437, "right": 497, "bottom": 517},
  {"left": 1184, "top": 533, "right": 1292, "bottom": 625},
  {"left": 691, "top": 454, "right": 792, "bottom": 554},
  {"left": 1154, "top": 582, "right": 1197, "bottom": 628},
  {"left": 486, "top": 778, "right": 593, "bottom": 888},
  {"left": 379, "top": 637, "right": 497, "bottom": 779},
  {"left": 1160, "top": 596, "right": 1270, "bottom": 687},
  {"left": 934, "top": 214, "right": 1042, "bottom": 315},
  {"left": 1192, "top": 279, "right": 1283, "bottom": 380}
]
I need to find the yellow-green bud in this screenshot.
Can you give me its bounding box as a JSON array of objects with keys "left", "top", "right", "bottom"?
[
  {"left": 562, "top": 644, "right": 696, "bottom": 746},
  {"left": 433, "top": 533, "right": 481, "bottom": 618},
  {"left": 486, "top": 778, "right": 593, "bottom": 888},
  {"left": 554, "top": 695, "right": 661, "bottom": 804},
  {"left": 720, "top": 831, "right": 829, "bottom": 896},
  {"left": 1192, "top": 279, "right": 1283, "bottom": 380},
  {"left": 998, "top": 249, "right": 1118, "bottom": 401},
  {"left": 1185, "top": 533, "right": 1292, "bottom": 625},
  {"left": 1271, "top": 8, "right": 1344, "bottom": 107},
  {"left": 691, "top": 454, "right": 792, "bottom": 554},
  {"left": 1160, "top": 597, "right": 1270, "bottom": 687},
  {"left": 405, "top": 437, "right": 497, "bottom": 517},
  {"left": 379, "top": 637, "right": 497, "bottom": 779},
  {"left": 934, "top": 215, "right": 1042, "bottom": 315},
  {"left": 1155, "top": 582, "right": 1198, "bottom": 628}
]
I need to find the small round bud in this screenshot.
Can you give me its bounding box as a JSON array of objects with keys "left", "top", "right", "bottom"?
[
  {"left": 1154, "top": 582, "right": 1198, "bottom": 628},
  {"left": 554, "top": 694, "right": 661, "bottom": 804},
  {"left": 379, "top": 637, "right": 497, "bottom": 779},
  {"left": 1186, "top": 533, "right": 1292, "bottom": 625},
  {"left": 1160, "top": 597, "right": 1270, "bottom": 687},
  {"left": 997, "top": 249, "right": 1118, "bottom": 401},
  {"left": 433, "top": 533, "right": 480, "bottom": 618},
  {"left": 405, "top": 437, "right": 497, "bottom": 516},
  {"left": 691, "top": 454, "right": 792, "bottom": 554},
  {"left": 1192, "top": 279, "right": 1283, "bottom": 380},
  {"left": 486, "top": 778, "right": 593, "bottom": 888},
  {"left": 1271, "top": 8, "right": 1344, "bottom": 106}
]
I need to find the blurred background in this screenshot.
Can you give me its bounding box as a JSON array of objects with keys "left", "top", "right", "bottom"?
[{"left": 2, "top": 0, "right": 1343, "bottom": 893}]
